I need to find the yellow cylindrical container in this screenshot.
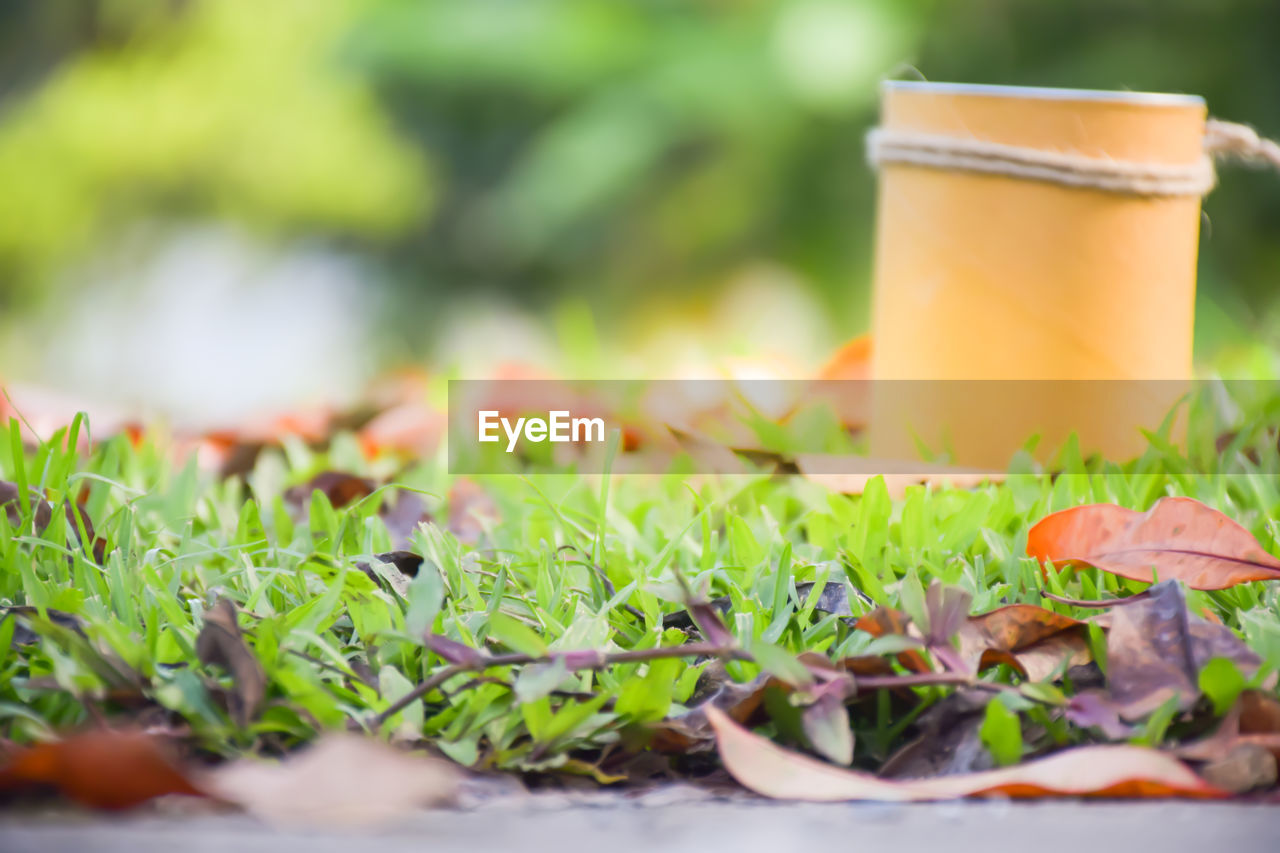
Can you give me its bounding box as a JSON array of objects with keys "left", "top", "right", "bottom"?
[{"left": 867, "top": 82, "right": 1206, "bottom": 467}]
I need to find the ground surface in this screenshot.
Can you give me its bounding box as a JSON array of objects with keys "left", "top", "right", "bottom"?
[{"left": 2, "top": 798, "right": 1279, "bottom": 853}]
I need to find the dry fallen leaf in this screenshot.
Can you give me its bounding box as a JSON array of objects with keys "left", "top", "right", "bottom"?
[
  {"left": 284, "top": 471, "right": 377, "bottom": 513},
  {"left": 1240, "top": 689, "right": 1280, "bottom": 743},
  {"left": 1177, "top": 690, "right": 1280, "bottom": 767},
  {"left": 0, "top": 730, "right": 205, "bottom": 810},
  {"left": 852, "top": 607, "right": 931, "bottom": 674},
  {"left": 201, "top": 733, "right": 461, "bottom": 826},
  {"left": 1197, "top": 743, "right": 1278, "bottom": 794},
  {"left": 705, "top": 705, "right": 1223, "bottom": 801},
  {"left": 855, "top": 602, "right": 1090, "bottom": 682},
  {"left": 196, "top": 598, "right": 267, "bottom": 728},
  {"left": 1, "top": 480, "right": 106, "bottom": 561},
  {"left": 1027, "top": 496, "right": 1280, "bottom": 589},
  {"left": 796, "top": 457, "right": 1007, "bottom": 500},
  {"left": 1104, "top": 581, "right": 1260, "bottom": 719},
  {"left": 359, "top": 402, "right": 446, "bottom": 460},
  {"left": 877, "top": 691, "right": 992, "bottom": 779},
  {"left": 957, "top": 604, "right": 1091, "bottom": 681}
]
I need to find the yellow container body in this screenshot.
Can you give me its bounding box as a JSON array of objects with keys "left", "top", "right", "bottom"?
[{"left": 868, "top": 82, "right": 1207, "bottom": 466}]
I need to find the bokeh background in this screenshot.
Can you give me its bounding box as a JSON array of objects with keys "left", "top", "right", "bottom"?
[{"left": 1, "top": 0, "right": 1278, "bottom": 423}]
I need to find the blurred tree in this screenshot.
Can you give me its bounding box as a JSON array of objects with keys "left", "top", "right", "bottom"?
[
  {"left": 0, "top": 0, "right": 429, "bottom": 303},
  {"left": 0, "top": 0, "right": 1276, "bottom": 358},
  {"left": 350, "top": 0, "right": 915, "bottom": 331}
]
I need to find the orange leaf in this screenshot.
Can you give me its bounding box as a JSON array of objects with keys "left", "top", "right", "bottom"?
[
  {"left": 0, "top": 731, "right": 205, "bottom": 810},
  {"left": 358, "top": 402, "right": 445, "bottom": 460},
  {"left": 705, "top": 706, "right": 1224, "bottom": 801},
  {"left": 816, "top": 335, "right": 871, "bottom": 381},
  {"left": 1027, "top": 497, "right": 1280, "bottom": 590},
  {"left": 852, "top": 607, "right": 931, "bottom": 674}
]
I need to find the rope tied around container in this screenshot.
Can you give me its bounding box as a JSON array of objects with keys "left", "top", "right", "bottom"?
[{"left": 866, "top": 118, "right": 1280, "bottom": 198}]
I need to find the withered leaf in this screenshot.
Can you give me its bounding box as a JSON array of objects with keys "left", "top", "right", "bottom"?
[
  {"left": 201, "top": 733, "right": 461, "bottom": 826},
  {"left": 196, "top": 598, "right": 267, "bottom": 728},
  {"left": 284, "top": 471, "right": 376, "bottom": 512},
  {"left": 1, "top": 480, "right": 105, "bottom": 561},
  {"left": 853, "top": 607, "right": 931, "bottom": 674},
  {"left": 1027, "top": 496, "right": 1280, "bottom": 590},
  {"left": 687, "top": 599, "right": 735, "bottom": 649},
  {"left": 376, "top": 550, "right": 424, "bottom": 577},
  {"left": 796, "top": 461, "right": 1006, "bottom": 500},
  {"left": 1105, "top": 581, "right": 1260, "bottom": 719},
  {"left": 878, "top": 690, "right": 992, "bottom": 779},
  {"left": 1198, "top": 744, "right": 1277, "bottom": 794},
  {"left": 799, "top": 682, "right": 855, "bottom": 766},
  {"left": 646, "top": 664, "right": 774, "bottom": 753},
  {"left": 957, "top": 604, "right": 1090, "bottom": 681},
  {"left": 706, "top": 705, "right": 1223, "bottom": 801},
  {"left": 1179, "top": 691, "right": 1280, "bottom": 767},
  {"left": 1, "top": 605, "right": 84, "bottom": 646},
  {"left": 794, "top": 581, "right": 865, "bottom": 617},
  {"left": 1240, "top": 689, "right": 1280, "bottom": 738},
  {"left": 0, "top": 730, "right": 205, "bottom": 810}
]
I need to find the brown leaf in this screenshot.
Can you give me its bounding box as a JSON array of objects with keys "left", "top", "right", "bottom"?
[
  {"left": 852, "top": 607, "right": 931, "bottom": 674},
  {"left": 1179, "top": 691, "right": 1280, "bottom": 765},
  {"left": 1027, "top": 497, "right": 1280, "bottom": 590},
  {"left": 1198, "top": 744, "right": 1277, "bottom": 794},
  {"left": 1240, "top": 689, "right": 1280, "bottom": 738},
  {"left": 687, "top": 600, "right": 735, "bottom": 649},
  {"left": 796, "top": 460, "right": 1006, "bottom": 500},
  {"left": 284, "top": 471, "right": 376, "bottom": 512},
  {"left": 877, "top": 691, "right": 992, "bottom": 779},
  {"left": 376, "top": 550, "right": 425, "bottom": 578},
  {"left": 196, "top": 599, "right": 267, "bottom": 728},
  {"left": 1105, "top": 581, "right": 1260, "bottom": 719},
  {"left": 1006, "top": 632, "right": 1093, "bottom": 682},
  {"left": 856, "top": 603, "right": 1089, "bottom": 682},
  {"left": 201, "top": 733, "right": 461, "bottom": 826},
  {"left": 705, "top": 705, "right": 1223, "bottom": 801},
  {"left": 0, "top": 481, "right": 105, "bottom": 560},
  {"left": 645, "top": 665, "right": 774, "bottom": 753},
  {"left": 0, "top": 731, "right": 205, "bottom": 810},
  {"left": 2, "top": 605, "right": 84, "bottom": 646},
  {"left": 957, "top": 604, "right": 1090, "bottom": 681}
]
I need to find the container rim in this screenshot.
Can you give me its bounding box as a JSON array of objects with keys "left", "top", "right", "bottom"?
[{"left": 881, "top": 80, "right": 1204, "bottom": 107}]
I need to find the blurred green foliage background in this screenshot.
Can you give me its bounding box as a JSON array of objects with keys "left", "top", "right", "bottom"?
[{"left": 0, "top": 0, "right": 1278, "bottom": 383}]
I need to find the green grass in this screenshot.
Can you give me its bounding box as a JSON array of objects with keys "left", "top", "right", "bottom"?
[{"left": 1, "top": 383, "right": 1279, "bottom": 778}]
